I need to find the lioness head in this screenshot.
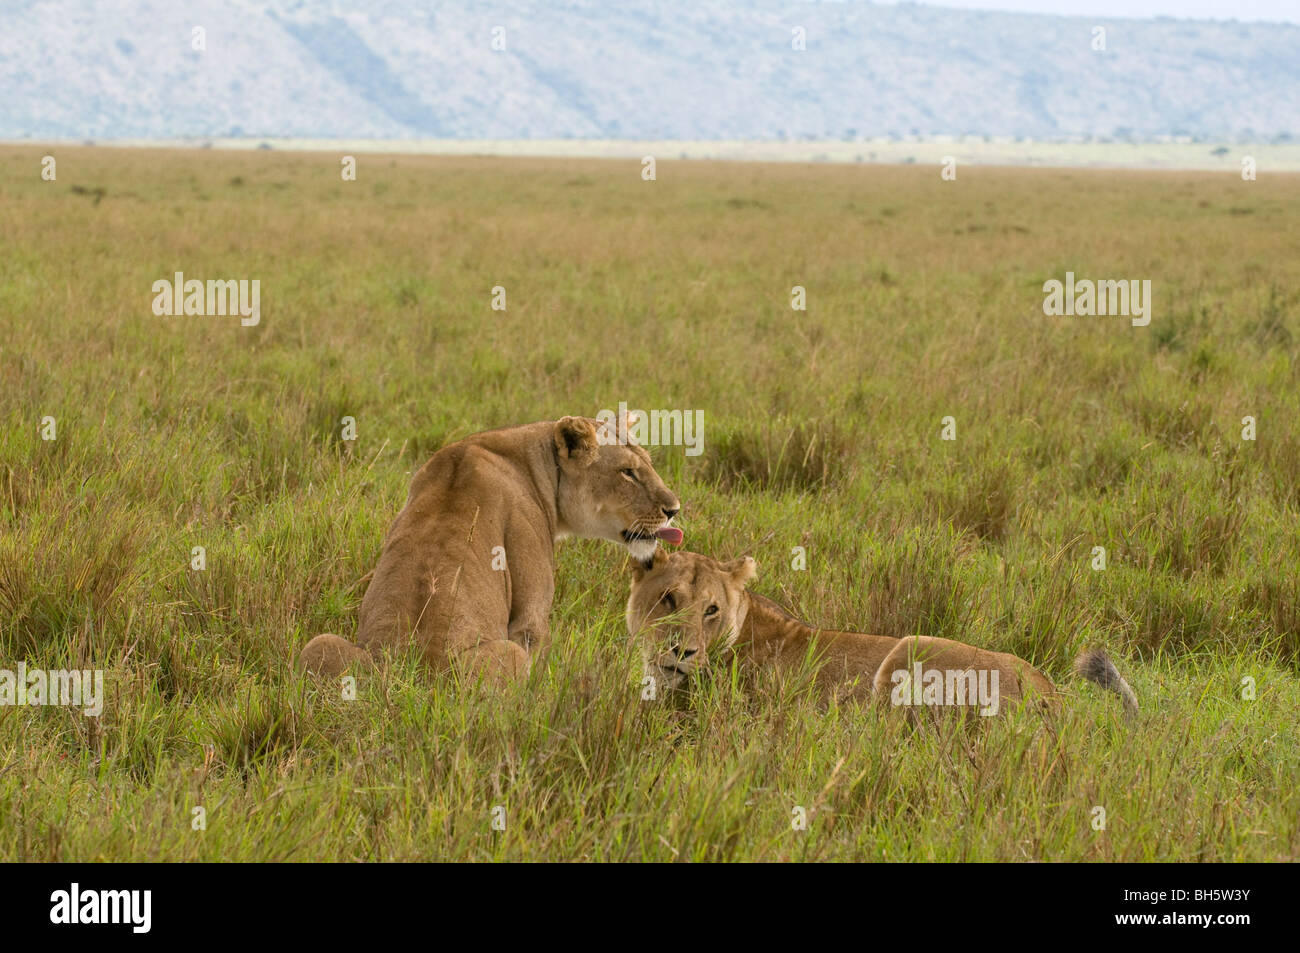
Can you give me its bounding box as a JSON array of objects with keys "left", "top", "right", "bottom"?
[
  {"left": 626, "top": 549, "right": 757, "bottom": 691},
  {"left": 553, "top": 415, "right": 681, "bottom": 563}
]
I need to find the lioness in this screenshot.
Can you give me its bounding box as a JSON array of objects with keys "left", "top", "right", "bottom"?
[
  {"left": 301, "top": 416, "right": 681, "bottom": 682},
  {"left": 626, "top": 549, "right": 1138, "bottom": 716}
]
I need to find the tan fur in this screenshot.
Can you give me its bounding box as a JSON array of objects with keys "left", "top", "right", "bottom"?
[
  {"left": 627, "top": 550, "right": 1135, "bottom": 715},
  {"left": 301, "top": 416, "right": 679, "bottom": 684}
]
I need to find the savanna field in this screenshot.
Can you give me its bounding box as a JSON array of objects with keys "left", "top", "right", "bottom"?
[{"left": 1, "top": 146, "right": 1298, "bottom": 861}]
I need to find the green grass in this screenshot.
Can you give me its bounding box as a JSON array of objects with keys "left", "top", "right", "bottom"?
[{"left": 1, "top": 147, "right": 1297, "bottom": 860}]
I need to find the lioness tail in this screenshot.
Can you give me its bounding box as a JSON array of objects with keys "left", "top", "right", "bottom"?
[{"left": 1074, "top": 648, "right": 1138, "bottom": 716}]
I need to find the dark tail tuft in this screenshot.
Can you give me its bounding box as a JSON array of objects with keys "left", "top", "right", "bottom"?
[{"left": 1074, "top": 648, "right": 1138, "bottom": 716}]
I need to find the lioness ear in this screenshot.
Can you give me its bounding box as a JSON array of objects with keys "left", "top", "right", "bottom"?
[
  {"left": 723, "top": 556, "right": 757, "bottom": 587},
  {"left": 554, "top": 416, "right": 598, "bottom": 465},
  {"left": 630, "top": 547, "right": 669, "bottom": 580}
]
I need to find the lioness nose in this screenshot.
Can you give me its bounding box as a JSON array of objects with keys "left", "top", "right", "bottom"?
[{"left": 663, "top": 505, "right": 679, "bottom": 520}]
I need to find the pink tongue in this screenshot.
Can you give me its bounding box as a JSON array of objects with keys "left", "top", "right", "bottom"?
[{"left": 654, "top": 527, "right": 684, "bottom": 546}]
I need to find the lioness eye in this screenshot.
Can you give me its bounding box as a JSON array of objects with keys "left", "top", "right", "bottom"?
[
  {"left": 621, "top": 468, "right": 637, "bottom": 479},
  {"left": 704, "top": 605, "right": 719, "bottom": 617},
  {"left": 660, "top": 592, "right": 676, "bottom": 611}
]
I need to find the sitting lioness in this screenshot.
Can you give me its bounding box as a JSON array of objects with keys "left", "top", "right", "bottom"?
[
  {"left": 626, "top": 549, "right": 1137, "bottom": 716},
  {"left": 301, "top": 416, "right": 681, "bottom": 683}
]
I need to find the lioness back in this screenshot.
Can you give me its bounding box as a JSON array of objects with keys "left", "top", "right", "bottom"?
[{"left": 357, "top": 437, "right": 531, "bottom": 659}]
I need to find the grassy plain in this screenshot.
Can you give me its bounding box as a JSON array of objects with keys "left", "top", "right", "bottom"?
[{"left": 1, "top": 146, "right": 1297, "bottom": 860}]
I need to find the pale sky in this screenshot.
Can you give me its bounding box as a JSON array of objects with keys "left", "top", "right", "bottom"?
[{"left": 874, "top": 0, "right": 1300, "bottom": 23}]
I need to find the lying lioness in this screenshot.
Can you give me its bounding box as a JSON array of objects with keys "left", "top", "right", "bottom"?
[
  {"left": 301, "top": 416, "right": 682, "bottom": 683},
  {"left": 626, "top": 549, "right": 1137, "bottom": 716}
]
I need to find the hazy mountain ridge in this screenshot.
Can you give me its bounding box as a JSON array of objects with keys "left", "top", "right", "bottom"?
[{"left": 2, "top": 0, "right": 1296, "bottom": 141}]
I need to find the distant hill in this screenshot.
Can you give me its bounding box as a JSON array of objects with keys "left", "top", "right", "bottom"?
[{"left": 2, "top": 0, "right": 1296, "bottom": 142}]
